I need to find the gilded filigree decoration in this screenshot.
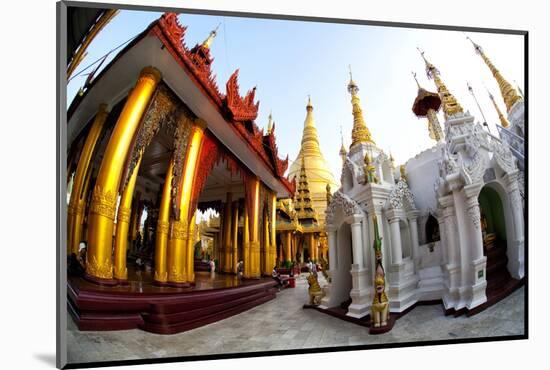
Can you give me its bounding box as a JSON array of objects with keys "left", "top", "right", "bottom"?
[
  {"left": 171, "top": 111, "right": 193, "bottom": 219},
  {"left": 122, "top": 85, "right": 178, "bottom": 192},
  {"left": 171, "top": 220, "right": 188, "bottom": 240},
  {"left": 89, "top": 185, "right": 117, "bottom": 220},
  {"left": 86, "top": 255, "right": 113, "bottom": 279},
  {"left": 168, "top": 266, "right": 187, "bottom": 283},
  {"left": 157, "top": 220, "right": 170, "bottom": 235},
  {"left": 117, "top": 206, "right": 131, "bottom": 224},
  {"left": 154, "top": 270, "right": 168, "bottom": 282}
]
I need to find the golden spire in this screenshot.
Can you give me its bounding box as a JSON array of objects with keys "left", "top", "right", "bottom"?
[
  {"left": 267, "top": 110, "right": 273, "bottom": 134},
  {"left": 418, "top": 48, "right": 464, "bottom": 119},
  {"left": 488, "top": 90, "right": 510, "bottom": 128},
  {"left": 298, "top": 95, "right": 322, "bottom": 157},
  {"left": 347, "top": 65, "right": 375, "bottom": 148},
  {"left": 202, "top": 23, "right": 221, "bottom": 49},
  {"left": 467, "top": 37, "right": 522, "bottom": 112}
]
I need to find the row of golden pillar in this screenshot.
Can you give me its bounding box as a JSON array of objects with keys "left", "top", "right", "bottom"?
[
  {"left": 215, "top": 190, "right": 278, "bottom": 278},
  {"left": 278, "top": 232, "right": 321, "bottom": 263},
  {"left": 67, "top": 66, "right": 279, "bottom": 285}
]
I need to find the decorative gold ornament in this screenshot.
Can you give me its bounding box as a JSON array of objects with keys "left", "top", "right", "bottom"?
[
  {"left": 157, "top": 220, "right": 170, "bottom": 235},
  {"left": 117, "top": 206, "right": 131, "bottom": 223},
  {"left": 171, "top": 220, "right": 188, "bottom": 240},
  {"left": 89, "top": 184, "right": 117, "bottom": 220},
  {"left": 363, "top": 152, "right": 378, "bottom": 184},
  {"left": 86, "top": 255, "right": 113, "bottom": 279}
]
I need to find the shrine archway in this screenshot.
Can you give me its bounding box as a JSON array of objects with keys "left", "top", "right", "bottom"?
[
  {"left": 478, "top": 183, "right": 511, "bottom": 286},
  {"left": 332, "top": 222, "right": 353, "bottom": 308}
]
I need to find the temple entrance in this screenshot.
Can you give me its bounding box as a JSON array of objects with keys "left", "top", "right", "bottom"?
[
  {"left": 425, "top": 215, "right": 440, "bottom": 243},
  {"left": 332, "top": 222, "right": 353, "bottom": 309},
  {"left": 478, "top": 184, "right": 510, "bottom": 295}
]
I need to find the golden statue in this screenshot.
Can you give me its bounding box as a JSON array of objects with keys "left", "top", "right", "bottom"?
[
  {"left": 371, "top": 266, "right": 389, "bottom": 328},
  {"left": 306, "top": 272, "right": 325, "bottom": 306},
  {"left": 371, "top": 215, "right": 389, "bottom": 328},
  {"left": 326, "top": 183, "right": 332, "bottom": 204},
  {"left": 364, "top": 152, "right": 378, "bottom": 184}
]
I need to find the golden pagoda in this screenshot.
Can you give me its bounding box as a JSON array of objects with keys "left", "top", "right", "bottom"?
[
  {"left": 288, "top": 96, "right": 339, "bottom": 226},
  {"left": 347, "top": 68, "right": 375, "bottom": 149}
]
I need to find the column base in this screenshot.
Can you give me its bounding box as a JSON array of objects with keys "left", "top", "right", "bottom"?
[
  {"left": 115, "top": 278, "right": 130, "bottom": 286},
  {"left": 165, "top": 281, "right": 192, "bottom": 288},
  {"left": 83, "top": 273, "right": 119, "bottom": 286},
  {"left": 152, "top": 280, "right": 170, "bottom": 287}
]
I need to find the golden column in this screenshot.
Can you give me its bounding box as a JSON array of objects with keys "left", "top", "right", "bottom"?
[
  {"left": 231, "top": 201, "right": 239, "bottom": 273},
  {"left": 243, "top": 203, "right": 251, "bottom": 277},
  {"left": 270, "top": 192, "right": 277, "bottom": 270},
  {"left": 113, "top": 155, "right": 142, "bottom": 281},
  {"left": 249, "top": 178, "right": 261, "bottom": 278},
  {"left": 68, "top": 103, "right": 109, "bottom": 255},
  {"left": 262, "top": 208, "right": 270, "bottom": 275},
  {"left": 168, "top": 119, "right": 206, "bottom": 285},
  {"left": 86, "top": 67, "right": 161, "bottom": 282},
  {"left": 186, "top": 213, "right": 197, "bottom": 282},
  {"left": 154, "top": 159, "right": 174, "bottom": 284},
  {"left": 284, "top": 231, "right": 292, "bottom": 263},
  {"left": 223, "top": 193, "right": 233, "bottom": 273}
]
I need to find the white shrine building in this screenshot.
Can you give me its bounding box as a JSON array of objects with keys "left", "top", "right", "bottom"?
[{"left": 320, "top": 42, "right": 525, "bottom": 319}]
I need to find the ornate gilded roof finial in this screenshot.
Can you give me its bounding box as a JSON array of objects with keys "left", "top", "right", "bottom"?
[
  {"left": 467, "top": 36, "right": 522, "bottom": 112},
  {"left": 347, "top": 65, "right": 375, "bottom": 148},
  {"left": 417, "top": 47, "right": 464, "bottom": 119},
  {"left": 267, "top": 110, "right": 273, "bottom": 134},
  {"left": 202, "top": 23, "right": 221, "bottom": 49},
  {"left": 488, "top": 89, "right": 510, "bottom": 128}
]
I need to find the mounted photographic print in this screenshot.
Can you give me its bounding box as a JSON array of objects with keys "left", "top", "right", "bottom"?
[{"left": 57, "top": 1, "right": 527, "bottom": 368}]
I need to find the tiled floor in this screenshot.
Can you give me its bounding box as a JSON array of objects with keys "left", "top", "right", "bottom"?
[{"left": 67, "top": 274, "right": 525, "bottom": 364}]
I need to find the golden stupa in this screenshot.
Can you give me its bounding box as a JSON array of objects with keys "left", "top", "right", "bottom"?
[{"left": 288, "top": 97, "right": 339, "bottom": 226}]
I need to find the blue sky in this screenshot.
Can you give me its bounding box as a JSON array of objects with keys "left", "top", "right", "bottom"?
[{"left": 68, "top": 10, "right": 525, "bottom": 181}]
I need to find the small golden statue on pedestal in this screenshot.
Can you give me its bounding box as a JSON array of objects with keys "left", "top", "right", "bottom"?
[
  {"left": 371, "top": 215, "right": 390, "bottom": 329},
  {"left": 307, "top": 272, "right": 325, "bottom": 306}
]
